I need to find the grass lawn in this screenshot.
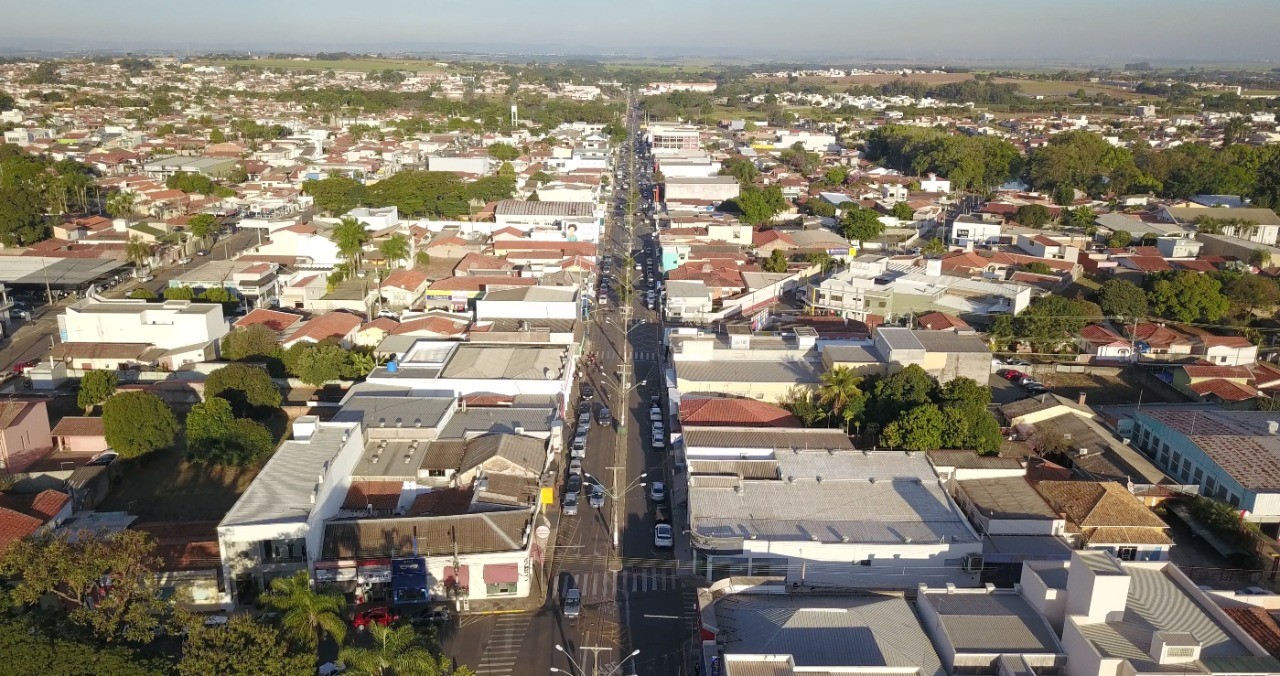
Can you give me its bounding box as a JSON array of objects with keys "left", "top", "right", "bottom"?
[{"left": 206, "top": 58, "right": 446, "bottom": 73}]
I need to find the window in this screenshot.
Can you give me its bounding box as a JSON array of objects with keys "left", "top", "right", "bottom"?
[
  {"left": 1117, "top": 547, "right": 1138, "bottom": 561},
  {"left": 485, "top": 582, "right": 517, "bottom": 596},
  {"left": 1205, "top": 476, "right": 1217, "bottom": 495},
  {"left": 1193, "top": 468, "right": 1203, "bottom": 483},
  {"left": 1228, "top": 493, "right": 1240, "bottom": 508},
  {"left": 426, "top": 469, "right": 447, "bottom": 477},
  {"left": 261, "top": 538, "right": 306, "bottom": 562}
]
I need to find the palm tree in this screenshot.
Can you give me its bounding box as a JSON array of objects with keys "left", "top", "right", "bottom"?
[
  {"left": 331, "top": 216, "right": 370, "bottom": 270},
  {"left": 921, "top": 237, "right": 949, "bottom": 258},
  {"left": 379, "top": 234, "right": 410, "bottom": 269},
  {"left": 340, "top": 624, "right": 457, "bottom": 676},
  {"left": 817, "top": 367, "right": 865, "bottom": 431},
  {"left": 125, "top": 235, "right": 152, "bottom": 270},
  {"left": 264, "top": 570, "right": 347, "bottom": 651},
  {"left": 105, "top": 190, "right": 137, "bottom": 222}
]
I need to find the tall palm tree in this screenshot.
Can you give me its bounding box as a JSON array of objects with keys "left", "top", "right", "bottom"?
[
  {"left": 331, "top": 216, "right": 370, "bottom": 270},
  {"left": 379, "top": 233, "right": 410, "bottom": 269},
  {"left": 340, "top": 624, "right": 461, "bottom": 676},
  {"left": 817, "top": 366, "right": 863, "bottom": 413},
  {"left": 264, "top": 570, "right": 347, "bottom": 651},
  {"left": 106, "top": 190, "right": 137, "bottom": 222},
  {"left": 125, "top": 235, "right": 152, "bottom": 270}
]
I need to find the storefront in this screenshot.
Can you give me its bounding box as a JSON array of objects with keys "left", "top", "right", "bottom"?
[
  {"left": 442, "top": 563, "right": 470, "bottom": 601},
  {"left": 391, "top": 556, "right": 429, "bottom": 606},
  {"left": 483, "top": 563, "right": 520, "bottom": 597},
  {"left": 356, "top": 559, "right": 392, "bottom": 604}
]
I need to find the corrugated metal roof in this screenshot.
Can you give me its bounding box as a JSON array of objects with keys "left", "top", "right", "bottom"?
[
  {"left": 220, "top": 423, "right": 357, "bottom": 528},
  {"left": 923, "top": 591, "right": 1063, "bottom": 653}
]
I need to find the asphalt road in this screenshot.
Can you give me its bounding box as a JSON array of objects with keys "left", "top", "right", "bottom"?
[{"left": 443, "top": 97, "right": 694, "bottom": 676}]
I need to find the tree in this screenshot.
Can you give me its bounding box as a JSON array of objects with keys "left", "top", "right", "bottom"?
[
  {"left": 891, "top": 201, "right": 914, "bottom": 221},
  {"left": 188, "top": 213, "right": 217, "bottom": 249},
  {"left": 1052, "top": 183, "right": 1076, "bottom": 206},
  {"left": 178, "top": 614, "right": 311, "bottom": 676},
  {"left": 1250, "top": 248, "right": 1273, "bottom": 269},
  {"left": 126, "top": 235, "right": 152, "bottom": 269},
  {"left": 1015, "top": 204, "right": 1052, "bottom": 228},
  {"left": 379, "top": 234, "right": 411, "bottom": 269},
  {"left": 163, "top": 286, "right": 196, "bottom": 300},
  {"left": 1105, "top": 230, "right": 1133, "bottom": 249},
  {"left": 1148, "top": 271, "right": 1230, "bottom": 323},
  {"left": 186, "top": 397, "right": 276, "bottom": 467},
  {"left": 209, "top": 128, "right": 227, "bottom": 144},
  {"left": 719, "top": 156, "right": 760, "bottom": 186},
  {"left": 868, "top": 364, "right": 936, "bottom": 424},
  {"left": 762, "top": 249, "right": 789, "bottom": 273},
  {"left": 340, "top": 623, "right": 459, "bottom": 676},
  {"left": 1023, "top": 261, "right": 1053, "bottom": 275},
  {"left": 1219, "top": 272, "right": 1280, "bottom": 316},
  {"left": 264, "top": 570, "right": 347, "bottom": 651},
  {"left": 818, "top": 366, "right": 866, "bottom": 430},
  {"left": 78, "top": 370, "right": 118, "bottom": 414},
  {"left": 1, "top": 529, "right": 167, "bottom": 643},
  {"left": 284, "top": 340, "right": 356, "bottom": 386},
  {"left": 221, "top": 325, "right": 283, "bottom": 362},
  {"left": 922, "top": 237, "right": 948, "bottom": 257},
  {"left": 129, "top": 288, "right": 157, "bottom": 299},
  {"left": 0, "top": 619, "right": 170, "bottom": 675},
  {"left": 881, "top": 404, "right": 944, "bottom": 451},
  {"left": 1098, "top": 278, "right": 1148, "bottom": 322},
  {"left": 331, "top": 216, "right": 371, "bottom": 269},
  {"left": 1012, "top": 294, "right": 1094, "bottom": 352},
  {"left": 200, "top": 287, "right": 235, "bottom": 304},
  {"left": 302, "top": 176, "right": 366, "bottom": 216},
  {"left": 778, "top": 386, "right": 827, "bottom": 427},
  {"left": 205, "top": 363, "right": 281, "bottom": 414},
  {"left": 1065, "top": 206, "right": 1096, "bottom": 228},
  {"left": 727, "top": 185, "right": 784, "bottom": 226},
  {"left": 823, "top": 166, "right": 849, "bottom": 187},
  {"left": 805, "top": 250, "right": 836, "bottom": 273},
  {"left": 938, "top": 377, "right": 991, "bottom": 409},
  {"left": 486, "top": 143, "right": 520, "bottom": 161},
  {"left": 840, "top": 205, "right": 885, "bottom": 242},
  {"left": 103, "top": 391, "right": 179, "bottom": 459}
]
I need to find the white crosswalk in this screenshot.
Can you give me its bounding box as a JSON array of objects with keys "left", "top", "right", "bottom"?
[
  {"left": 473, "top": 613, "right": 530, "bottom": 676},
  {"left": 551, "top": 568, "right": 684, "bottom": 601},
  {"left": 633, "top": 351, "right": 660, "bottom": 362}
]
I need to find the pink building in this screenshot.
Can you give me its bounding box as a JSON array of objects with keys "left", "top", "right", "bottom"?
[{"left": 0, "top": 401, "right": 53, "bottom": 474}]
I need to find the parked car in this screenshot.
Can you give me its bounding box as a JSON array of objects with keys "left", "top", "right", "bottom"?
[
  {"left": 566, "top": 474, "right": 582, "bottom": 496},
  {"left": 562, "top": 491, "right": 579, "bottom": 516},
  {"left": 578, "top": 401, "right": 591, "bottom": 415},
  {"left": 649, "top": 481, "right": 665, "bottom": 502},
  {"left": 1018, "top": 376, "right": 1041, "bottom": 387},
  {"left": 589, "top": 484, "right": 605, "bottom": 509},
  {"left": 408, "top": 608, "right": 451, "bottom": 627},
  {"left": 562, "top": 587, "right": 582, "bottom": 618},
  {"left": 177, "top": 256, "right": 193, "bottom": 265},
  {"left": 137, "top": 274, "right": 155, "bottom": 283},
  {"left": 651, "top": 430, "right": 666, "bottom": 450},
  {"left": 649, "top": 407, "right": 662, "bottom": 422},
  {"left": 196, "top": 249, "right": 210, "bottom": 256},
  {"left": 11, "top": 359, "right": 38, "bottom": 374},
  {"left": 1025, "top": 385, "right": 1049, "bottom": 395},
  {"left": 1001, "top": 370, "right": 1027, "bottom": 381},
  {"left": 352, "top": 607, "right": 399, "bottom": 630},
  {"left": 597, "top": 407, "right": 612, "bottom": 426},
  {"left": 571, "top": 437, "right": 586, "bottom": 459},
  {"left": 581, "top": 384, "right": 594, "bottom": 400},
  {"left": 568, "top": 458, "right": 583, "bottom": 475},
  {"left": 578, "top": 411, "right": 591, "bottom": 426},
  {"left": 1005, "top": 358, "right": 1031, "bottom": 367},
  {"left": 649, "top": 395, "right": 661, "bottom": 407},
  {"left": 653, "top": 523, "right": 673, "bottom": 548}
]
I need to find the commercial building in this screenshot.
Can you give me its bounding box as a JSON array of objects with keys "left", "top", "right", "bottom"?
[
  {"left": 663, "top": 176, "right": 741, "bottom": 204},
  {"left": 141, "top": 155, "right": 239, "bottom": 179},
  {"left": 473, "top": 286, "right": 579, "bottom": 320},
  {"left": 58, "top": 297, "right": 228, "bottom": 357},
  {"left": 168, "top": 260, "right": 281, "bottom": 307},
  {"left": 366, "top": 340, "right": 574, "bottom": 411},
  {"left": 492, "top": 200, "right": 602, "bottom": 242},
  {"left": 645, "top": 123, "right": 701, "bottom": 155}
]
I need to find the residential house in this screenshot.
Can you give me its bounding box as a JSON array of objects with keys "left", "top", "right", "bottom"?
[
  {"left": 0, "top": 489, "right": 72, "bottom": 555},
  {"left": 379, "top": 269, "right": 430, "bottom": 310},
  {"left": 282, "top": 311, "right": 363, "bottom": 349},
  {"left": 0, "top": 401, "right": 54, "bottom": 475},
  {"left": 50, "top": 416, "right": 108, "bottom": 455},
  {"left": 1034, "top": 481, "right": 1173, "bottom": 561},
  {"left": 1077, "top": 325, "right": 1134, "bottom": 363}
]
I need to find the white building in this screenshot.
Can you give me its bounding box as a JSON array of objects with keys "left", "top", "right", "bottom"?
[
  {"left": 254, "top": 223, "right": 343, "bottom": 268},
  {"left": 919, "top": 173, "right": 952, "bottom": 194},
  {"left": 949, "top": 216, "right": 1003, "bottom": 247},
  {"left": 492, "top": 200, "right": 602, "bottom": 242},
  {"left": 664, "top": 176, "right": 741, "bottom": 203},
  {"left": 775, "top": 131, "right": 838, "bottom": 153},
  {"left": 345, "top": 206, "right": 401, "bottom": 231},
  {"left": 685, "top": 438, "right": 983, "bottom": 588},
  {"left": 426, "top": 155, "right": 491, "bottom": 175},
  {"left": 366, "top": 341, "right": 574, "bottom": 410},
  {"left": 59, "top": 298, "right": 228, "bottom": 352},
  {"left": 474, "top": 286, "right": 579, "bottom": 320}
]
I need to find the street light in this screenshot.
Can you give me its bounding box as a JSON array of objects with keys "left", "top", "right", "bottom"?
[
  {"left": 553, "top": 645, "right": 585, "bottom": 676},
  {"left": 585, "top": 471, "right": 647, "bottom": 551},
  {"left": 600, "top": 650, "right": 642, "bottom": 676}
]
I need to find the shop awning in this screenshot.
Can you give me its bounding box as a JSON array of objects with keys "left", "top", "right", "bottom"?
[
  {"left": 443, "top": 565, "right": 470, "bottom": 588},
  {"left": 483, "top": 563, "right": 519, "bottom": 585}
]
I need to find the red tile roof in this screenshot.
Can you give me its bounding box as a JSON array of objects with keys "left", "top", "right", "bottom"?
[
  {"left": 0, "top": 507, "right": 43, "bottom": 555},
  {"left": 28, "top": 490, "right": 69, "bottom": 521},
  {"left": 408, "top": 487, "right": 475, "bottom": 516},
  {"left": 392, "top": 315, "right": 470, "bottom": 336},
  {"left": 1224, "top": 607, "right": 1280, "bottom": 659},
  {"left": 916, "top": 312, "right": 971, "bottom": 332},
  {"left": 235, "top": 308, "right": 302, "bottom": 333},
  {"left": 1080, "top": 324, "right": 1128, "bottom": 346},
  {"left": 360, "top": 317, "right": 400, "bottom": 334},
  {"left": 679, "top": 398, "right": 802, "bottom": 428},
  {"left": 1125, "top": 256, "right": 1174, "bottom": 272},
  {"left": 1183, "top": 364, "right": 1254, "bottom": 380},
  {"left": 343, "top": 481, "right": 403, "bottom": 511},
  {"left": 381, "top": 268, "right": 429, "bottom": 291},
  {"left": 1189, "top": 378, "right": 1260, "bottom": 402},
  {"left": 285, "top": 311, "right": 362, "bottom": 345}
]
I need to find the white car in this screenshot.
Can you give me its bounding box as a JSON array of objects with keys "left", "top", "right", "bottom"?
[
  {"left": 653, "top": 523, "right": 673, "bottom": 548},
  {"left": 568, "top": 458, "right": 583, "bottom": 475},
  {"left": 649, "top": 481, "right": 665, "bottom": 502},
  {"left": 571, "top": 437, "right": 586, "bottom": 459},
  {"left": 651, "top": 432, "right": 666, "bottom": 450}
]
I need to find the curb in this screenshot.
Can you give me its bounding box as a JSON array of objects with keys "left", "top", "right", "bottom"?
[{"left": 462, "top": 607, "right": 531, "bottom": 617}]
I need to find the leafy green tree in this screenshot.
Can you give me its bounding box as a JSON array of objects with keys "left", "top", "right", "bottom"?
[
  {"left": 841, "top": 205, "right": 885, "bottom": 242},
  {"left": 164, "top": 286, "right": 196, "bottom": 301},
  {"left": 922, "top": 237, "right": 948, "bottom": 257},
  {"left": 486, "top": 143, "right": 520, "bottom": 161},
  {"left": 126, "top": 235, "right": 152, "bottom": 270},
  {"left": 221, "top": 325, "right": 283, "bottom": 362},
  {"left": 341, "top": 623, "right": 464, "bottom": 676},
  {"left": 1105, "top": 230, "right": 1133, "bottom": 248},
  {"left": 188, "top": 213, "right": 217, "bottom": 249},
  {"left": 1218, "top": 272, "right": 1280, "bottom": 316},
  {"left": 881, "top": 404, "right": 944, "bottom": 451},
  {"left": 1011, "top": 294, "right": 1095, "bottom": 352},
  {"left": 264, "top": 571, "right": 347, "bottom": 651},
  {"left": 806, "top": 199, "right": 837, "bottom": 218},
  {"left": 805, "top": 250, "right": 836, "bottom": 273},
  {"left": 818, "top": 366, "right": 866, "bottom": 430},
  {"left": 331, "top": 216, "right": 371, "bottom": 269},
  {"left": 379, "top": 233, "right": 411, "bottom": 268},
  {"left": 186, "top": 397, "right": 276, "bottom": 467},
  {"left": 1066, "top": 206, "right": 1096, "bottom": 228},
  {"left": 823, "top": 166, "right": 849, "bottom": 187},
  {"left": 199, "top": 287, "right": 236, "bottom": 304},
  {"left": 1254, "top": 149, "right": 1280, "bottom": 211},
  {"left": 937, "top": 377, "right": 991, "bottom": 409},
  {"left": 1023, "top": 261, "right": 1053, "bottom": 275},
  {"left": 178, "top": 613, "right": 310, "bottom": 676},
  {"left": 891, "top": 201, "right": 914, "bottom": 221},
  {"left": 1, "top": 529, "right": 167, "bottom": 643},
  {"left": 1098, "top": 278, "right": 1148, "bottom": 322},
  {"left": 302, "top": 176, "right": 366, "bottom": 216},
  {"left": 209, "top": 128, "right": 227, "bottom": 143},
  {"left": 23, "top": 62, "right": 61, "bottom": 84},
  {"left": 103, "top": 391, "right": 179, "bottom": 459},
  {"left": 863, "top": 124, "right": 1019, "bottom": 191},
  {"left": 719, "top": 156, "right": 760, "bottom": 186},
  {"left": 78, "top": 370, "right": 118, "bottom": 414},
  {"left": 0, "top": 619, "right": 170, "bottom": 675},
  {"left": 727, "top": 185, "right": 785, "bottom": 226},
  {"left": 762, "top": 249, "right": 789, "bottom": 273},
  {"left": 205, "top": 363, "right": 281, "bottom": 414},
  {"left": 778, "top": 386, "right": 827, "bottom": 427},
  {"left": 868, "top": 365, "right": 937, "bottom": 424},
  {"left": 1015, "top": 204, "right": 1052, "bottom": 228},
  {"left": 1148, "top": 271, "right": 1230, "bottom": 323},
  {"left": 1250, "top": 248, "right": 1273, "bottom": 269},
  {"left": 284, "top": 340, "right": 354, "bottom": 386},
  {"left": 1052, "top": 183, "right": 1076, "bottom": 206},
  {"left": 129, "top": 288, "right": 157, "bottom": 299}
]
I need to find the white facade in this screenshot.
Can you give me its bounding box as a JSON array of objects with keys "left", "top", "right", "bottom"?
[
  {"left": 427, "top": 155, "right": 491, "bottom": 175},
  {"left": 919, "top": 174, "right": 952, "bottom": 194},
  {"left": 345, "top": 206, "right": 401, "bottom": 231},
  {"left": 59, "top": 298, "right": 228, "bottom": 350},
  {"left": 665, "top": 177, "right": 741, "bottom": 203},
  {"left": 950, "top": 218, "right": 1003, "bottom": 247},
  {"left": 474, "top": 287, "right": 579, "bottom": 320},
  {"left": 256, "top": 228, "right": 342, "bottom": 268}
]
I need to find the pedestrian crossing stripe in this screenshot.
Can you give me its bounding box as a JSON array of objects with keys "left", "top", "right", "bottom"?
[
  {"left": 550, "top": 568, "right": 684, "bottom": 600},
  {"left": 474, "top": 613, "right": 531, "bottom": 676}
]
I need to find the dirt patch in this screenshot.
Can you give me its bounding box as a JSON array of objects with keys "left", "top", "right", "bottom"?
[{"left": 1034, "top": 370, "right": 1181, "bottom": 407}]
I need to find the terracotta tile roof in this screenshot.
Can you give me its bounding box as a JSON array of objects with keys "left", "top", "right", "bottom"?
[
  {"left": 407, "top": 487, "right": 475, "bottom": 516},
  {"left": 428, "top": 276, "right": 537, "bottom": 292},
  {"left": 1224, "top": 607, "right": 1280, "bottom": 659},
  {"left": 0, "top": 507, "right": 43, "bottom": 555},
  {"left": 392, "top": 315, "right": 470, "bottom": 336},
  {"left": 359, "top": 318, "right": 399, "bottom": 334},
  {"left": 916, "top": 312, "right": 971, "bottom": 332},
  {"left": 679, "top": 398, "right": 801, "bottom": 428},
  {"left": 285, "top": 311, "right": 362, "bottom": 345},
  {"left": 0, "top": 401, "right": 37, "bottom": 429},
  {"left": 51, "top": 416, "right": 105, "bottom": 437},
  {"left": 131, "top": 521, "right": 220, "bottom": 571},
  {"left": 381, "top": 268, "right": 429, "bottom": 291},
  {"left": 1125, "top": 256, "right": 1174, "bottom": 272},
  {"left": 1079, "top": 324, "right": 1128, "bottom": 346},
  {"left": 459, "top": 393, "right": 515, "bottom": 407},
  {"left": 1171, "top": 260, "right": 1217, "bottom": 273},
  {"left": 454, "top": 252, "right": 514, "bottom": 275},
  {"left": 1183, "top": 364, "right": 1254, "bottom": 380},
  {"left": 1034, "top": 480, "right": 1168, "bottom": 532},
  {"left": 752, "top": 229, "right": 795, "bottom": 247},
  {"left": 343, "top": 481, "right": 403, "bottom": 511},
  {"left": 1189, "top": 378, "right": 1260, "bottom": 402},
  {"left": 234, "top": 308, "right": 302, "bottom": 333},
  {"left": 1127, "top": 323, "right": 1192, "bottom": 348},
  {"left": 492, "top": 240, "right": 597, "bottom": 256},
  {"left": 1025, "top": 458, "right": 1073, "bottom": 483}
]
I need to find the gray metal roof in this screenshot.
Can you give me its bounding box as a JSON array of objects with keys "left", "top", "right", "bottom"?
[
  {"left": 877, "top": 327, "right": 924, "bottom": 352},
  {"left": 0, "top": 257, "right": 127, "bottom": 287},
  {"left": 913, "top": 330, "right": 990, "bottom": 354},
  {"left": 440, "top": 406, "right": 557, "bottom": 439},
  {"left": 439, "top": 345, "right": 566, "bottom": 380},
  {"left": 480, "top": 286, "right": 578, "bottom": 303},
  {"left": 714, "top": 593, "right": 944, "bottom": 676},
  {"left": 220, "top": 423, "right": 357, "bottom": 528},
  {"left": 331, "top": 395, "right": 455, "bottom": 429},
  {"left": 922, "top": 591, "right": 1063, "bottom": 654},
  {"left": 956, "top": 477, "right": 1058, "bottom": 520},
  {"left": 676, "top": 360, "right": 820, "bottom": 385}
]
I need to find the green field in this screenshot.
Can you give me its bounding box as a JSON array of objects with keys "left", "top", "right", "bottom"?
[{"left": 206, "top": 58, "right": 447, "bottom": 73}]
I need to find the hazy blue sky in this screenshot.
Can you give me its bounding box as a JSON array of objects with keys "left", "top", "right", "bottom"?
[{"left": 4, "top": 0, "right": 1279, "bottom": 63}]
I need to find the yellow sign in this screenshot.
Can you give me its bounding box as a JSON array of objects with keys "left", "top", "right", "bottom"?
[{"left": 540, "top": 487, "right": 554, "bottom": 505}]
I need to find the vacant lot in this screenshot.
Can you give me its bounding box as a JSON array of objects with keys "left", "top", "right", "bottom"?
[{"left": 97, "top": 435, "right": 264, "bottom": 523}]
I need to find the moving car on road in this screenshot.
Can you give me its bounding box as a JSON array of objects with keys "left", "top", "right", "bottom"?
[
  {"left": 562, "top": 587, "right": 581, "bottom": 618},
  {"left": 649, "top": 481, "right": 665, "bottom": 502},
  {"left": 589, "top": 484, "right": 605, "bottom": 508},
  {"left": 654, "top": 523, "right": 673, "bottom": 548}
]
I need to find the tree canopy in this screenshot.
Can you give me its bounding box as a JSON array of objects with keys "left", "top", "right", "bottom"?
[
  {"left": 1147, "top": 271, "right": 1230, "bottom": 323},
  {"left": 221, "top": 324, "right": 283, "bottom": 362},
  {"left": 186, "top": 397, "right": 277, "bottom": 467},
  {"left": 178, "top": 614, "right": 311, "bottom": 676},
  {"left": 1098, "top": 278, "right": 1149, "bottom": 322},
  {"left": 77, "top": 370, "right": 118, "bottom": 414},
  {"left": 102, "top": 391, "right": 179, "bottom": 459},
  {"left": 840, "top": 205, "right": 885, "bottom": 243},
  {"left": 863, "top": 124, "right": 1019, "bottom": 191},
  {"left": 204, "top": 363, "right": 282, "bottom": 414}
]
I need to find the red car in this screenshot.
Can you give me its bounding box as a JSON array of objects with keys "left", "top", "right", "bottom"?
[
  {"left": 352, "top": 607, "right": 399, "bottom": 630},
  {"left": 1001, "top": 369, "right": 1027, "bottom": 381}
]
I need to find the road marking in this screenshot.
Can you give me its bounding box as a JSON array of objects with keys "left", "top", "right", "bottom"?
[{"left": 643, "top": 614, "right": 679, "bottom": 619}]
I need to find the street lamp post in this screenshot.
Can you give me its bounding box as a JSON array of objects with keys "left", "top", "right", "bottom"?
[
  {"left": 585, "top": 470, "right": 647, "bottom": 552},
  {"left": 552, "top": 644, "right": 586, "bottom": 676}
]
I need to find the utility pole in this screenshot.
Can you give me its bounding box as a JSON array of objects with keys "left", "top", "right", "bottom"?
[
  {"left": 580, "top": 645, "right": 612, "bottom": 676},
  {"left": 607, "top": 464, "right": 625, "bottom": 554}
]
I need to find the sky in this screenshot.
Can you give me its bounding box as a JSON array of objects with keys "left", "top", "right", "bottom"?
[{"left": 3, "top": 0, "right": 1279, "bottom": 64}]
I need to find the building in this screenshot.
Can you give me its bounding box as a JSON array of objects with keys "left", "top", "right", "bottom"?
[
  {"left": 169, "top": 260, "right": 281, "bottom": 308},
  {"left": 916, "top": 581, "right": 1067, "bottom": 675},
  {"left": 142, "top": 155, "right": 238, "bottom": 179},
  {"left": 670, "top": 329, "right": 823, "bottom": 403},
  {"left": 58, "top": 297, "right": 228, "bottom": 357},
  {"left": 869, "top": 327, "right": 992, "bottom": 385},
  {"left": 953, "top": 476, "right": 1066, "bottom": 536},
  {"left": 1159, "top": 206, "right": 1280, "bottom": 246},
  {"left": 492, "top": 200, "right": 601, "bottom": 242},
  {"left": 473, "top": 286, "right": 579, "bottom": 320},
  {"left": 664, "top": 177, "right": 741, "bottom": 204},
  {"left": 949, "top": 215, "right": 1004, "bottom": 247},
  {"left": 686, "top": 443, "right": 982, "bottom": 588},
  {"left": 663, "top": 280, "right": 714, "bottom": 322},
  {"left": 1033, "top": 481, "right": 1172, "bottom": 561},
  {"left": 366, "top": 340, "right": 574, "bottom": 409},
  {"left": 1126, "top": 406, "right": 1280, "bottom": 525},
  {"left": 645, "top": 123, "right": 701, "bottom": 154},
  {"left": 0, "top": 400, "right": 53, "bottom": 475}
]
